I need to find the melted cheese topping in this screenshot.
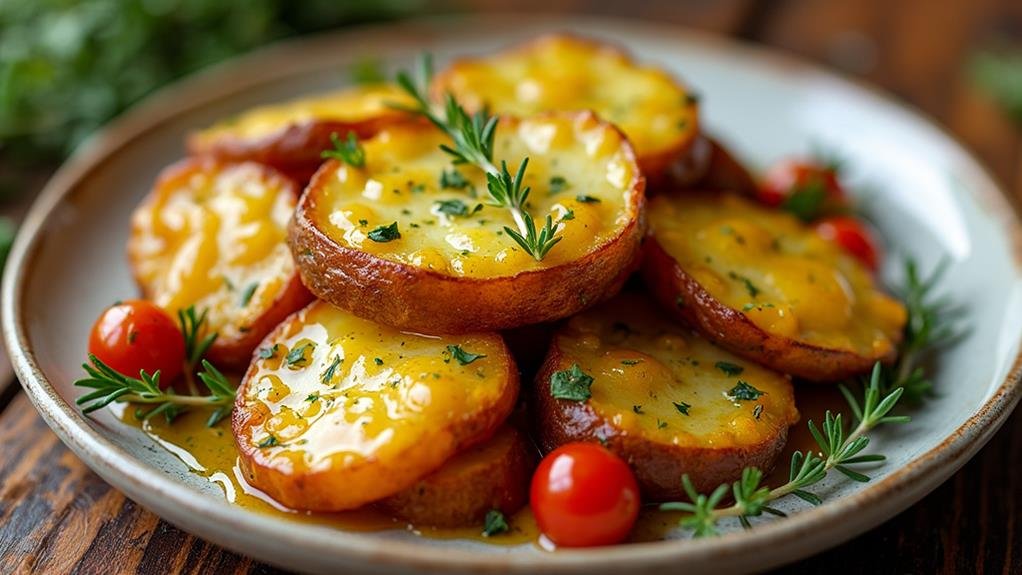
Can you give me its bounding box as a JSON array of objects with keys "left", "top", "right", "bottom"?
[
  {"left": 236, "top": 301, "right": 512, "bottom": 474},
  {"left": 650, "top": 193, "right": 907, "bottom": 355},
  {"left": 554, "top": 293, "right": 798, "bottom": 447},
  {"left": 129, "top": 162, "right": 296, "bottom": 341},
  {"left": 192, "top": 84, "right": 414, "bottom": 144},
  {"left": 308, "top": 113, "right": 640, "bottom": 278},
  {"left": 433, "top": 35, "right": 697, "bottom": 164}
]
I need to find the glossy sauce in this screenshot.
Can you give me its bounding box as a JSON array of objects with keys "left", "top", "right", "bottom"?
[{"left": 310, "top": 113, "right": 640, "bottom": 277}]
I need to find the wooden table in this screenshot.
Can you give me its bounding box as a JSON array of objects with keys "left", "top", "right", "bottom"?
[{"left": 1, "top": 1, "right": 1020, "bottom": 572}]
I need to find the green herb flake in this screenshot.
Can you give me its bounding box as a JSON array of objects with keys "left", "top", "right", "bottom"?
[
  {"left": 257, "top": 435, "right": 278, "bottom": 448},
  {"left": 440, "top": 168, "right": 470, "bottom": 189},
  {"left": 781, "top": 179, "right": 827, "bottom": 222},
  {"left": 445, "top": 344, "right": 486, "bottom": 366},
  {"left": 285, "top": 343, "right": 315, "bottom": 368},
  {"left": 549, "top": 175, "right": 569, "bottom": 194},
  {"left": 239, "top": 282, "right": 258, "bottom": 307},
  {"left": 674, "top": 401, "right": 691, "bottom": 416},
  {"left": 621, "top": 359, "right": 642, "bottom": 366},
  {"left": 714, "top": 361, "right": 745, "bottom": 377},
  {"left": 657, "top": 418, "right": 668, "bottom": 429},
  {"left": 374, "top": 357, "right": 384, "bottom": 366},
  {"left": 321, "top": 356, "right": 342, "bottom": 384},
  {"left": 358, "top": 219, "right": 368, "bottom": 227},
  {"left": 482, "top": 509, "right": 510, "bottom": 537},
  {"left": 305, "top": 393, "right": 319, "bottom": 403},
  {"left": 368, "top": 222, "right": 401, "bottom": 242},
  {"left": 728, "top": 381, "right": 766, "bottom": 402},
  {"left": 576, "top": 194, "right": 601, "bottom": 203},
  {"left": 559, "top": 208, "right": 575, "bottom": 222},
  {"left": 549, "top": 363, "right": 594, "bottom": 402},
  {"left": 633, "top": 404, "right": 644, "bottom": 414},
  {"left": 258, "top": 344, "right": 280, "bottom": 360},
  {"left": 321, "top": 131, "right": 366, "bottom": 167}
]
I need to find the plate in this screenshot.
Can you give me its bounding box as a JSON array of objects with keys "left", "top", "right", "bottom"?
[{"left": 4, "top": 15, "right": 1022, "bottom": 575}]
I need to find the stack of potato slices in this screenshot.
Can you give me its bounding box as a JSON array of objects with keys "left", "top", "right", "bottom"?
[{"left": 125, "top": 34, "right": 906, "bottom": 527}]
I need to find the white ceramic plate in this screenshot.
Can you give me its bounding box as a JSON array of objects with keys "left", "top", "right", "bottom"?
[{"left": 4, "top": 15, "right": 1021, "bottom": 575}]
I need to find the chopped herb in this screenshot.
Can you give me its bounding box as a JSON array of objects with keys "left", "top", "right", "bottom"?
[
  {"left": 559, "top": 208, "right": 575, "bottom": 222},
  {"left": 715, "top": 361, "right": 745, "bottom": 377},
  {"left": 781, "top": 179, "right": 827, "bottom": 222},
  {"left": 286, "top": 343, "right": 315, "bottom": 367},
  {"left": 753, "top": 404, "right": 764, "bottom": 420},
  {"left": 674, "top": 401, "right": 691, "bottom": 416},
  {"left": 368, "top": 222, "right": 401, "bottom": 242},
  {"left": 657, "top": 418, "right": 668, "bottom": 429},
  {"left": 445, "top": 344, "right": 486, "bottom": 365},
  {"left": 440, "top": 168, "right": 470, "bottom": 189},
  {"left": 321, "top": 356, "right": 342, "bottom": 384},
  {"left": 549, "top": 175, "right": 569, "bottom": 194},
  {"left": 435, "top": 198, "right": 482, "bottom": 217},
  {"left": 621, "top": 359, "right": 642, "bottom": 366},
  {"left": 482, "top": 509, "right": 509, "bottom": 537},
  {"left": 321, "top": 131, "right": 365, "bottom": 167},
  {"left": 728, "top": 381, "right": 765, "bottom": 401},
  {"left": 633, "top": 404, "right": 644, "bottom": 414},
  {"left": 549, "top": 363, "right": 594, "bottom": 402},
  {"left": 305, "top": 393, "right": 319, "bottom": 402},
  {"left": 576, "top": 194, "right": 601, "bottom": 203},
  {"left": 358, "top": 219, "right": 368, "bottom": 227},
  {"left": 239, "top": 282, "right": 258, "bottom": 307},
  {"left": 257, "top": 435, "right": 278, "bottom": 448},
  {"left": 258, "top": 344, "right": 280, "bottom": 360},
  {"left": 374, "top": 357, "right": 384, "bottom": 366},
  {"left": 729, "top": 272, "right": 761, "bottom": 298}
]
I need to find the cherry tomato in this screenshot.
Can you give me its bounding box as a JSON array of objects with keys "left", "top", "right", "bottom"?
[
  {"left": 758, "top": 159, "right": 847, "bottom": 219},
  {"left": 815, "top": 216, "right": 882, "bottom": 271},
  {"left": 530, "top": 442, "right": 641, "bottom": 547},
  {"left": 89, "top": 300, "right": 185, "bottom": 386}
]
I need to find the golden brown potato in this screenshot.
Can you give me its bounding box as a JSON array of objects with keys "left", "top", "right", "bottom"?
[
  {"left": 431, "top": 34, "right": 699, "bottom": 182},
  {"left": 289, "top": 111, "right": 646, "bottom": 333},
  {"left": 232, "top": 300, "right": 519, "bottom": 512},
  {"left": 533, "top": 292, "right": 799, "bottom": 499},
  {"left": 128, "top": 158, "right": 314, "bottom": 370},
  {"left": 376, "top": 425, "right": 534, "bottom": 527},
  {"left": 642, "top": 192, "right": 906, "bottom": 381},
  {"left": 187, "top": 84, "right": 417, "bottom": 179},
  {"left": 667, "top": 135, "right": 758, "bottom": 196}
]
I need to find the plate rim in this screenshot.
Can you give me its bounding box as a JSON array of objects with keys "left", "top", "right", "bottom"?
[{"left": 3, "top": 14, "right": 1021, "bottom": 574}]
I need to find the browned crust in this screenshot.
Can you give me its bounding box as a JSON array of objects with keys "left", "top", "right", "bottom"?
[
  {"left": 667, "top": 135, "right": 758, "bottom": 197},
  {"left": 640, "top": 237, "right": 897, "bottom": 382},
  {"left": 186, "top": 113, "right": 416, "bottom": 180},
  {"left": 375, "top": 425, "right": 535, "bottom": 527},
  {"left": 288, "top": 112, "right": 647, "bottom": 334},
  {"left": 430, "top": 33, "right": 699, "bottom": 184},
  {"left": 129, "top": 158, "right": 314, "bottom": 371},
  {"left": 532, "top": 342, "right": 789, "bottom": 500},
  {"left": 232, "top": 304, "right": 521, "bottom": 511}
]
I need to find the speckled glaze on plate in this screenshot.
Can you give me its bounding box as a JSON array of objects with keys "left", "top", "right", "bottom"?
[{"left": 4, "top": 15, "right": 1021, "bottom": 575}]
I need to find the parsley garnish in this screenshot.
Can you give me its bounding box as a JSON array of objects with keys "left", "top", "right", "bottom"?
[
  {"left": 445, "top": 344, "right": 486, "bottom": 365},
  {"left": 714, "top": 361, "right": 744, "bottom": 377},
  {"left": 674, "top": 401, "right": 691, "bottom": 415},
  {"left": 576, "top": 194, "right": 601, "bottom": 203},
  {"left": 632, "top": 404, "right": 644, "bottom": 414},
  {"left": 559, "top": 208, "right": 575, "bottom": 222},
  {"left": 657, "top": 418, "right": 668, "bottom": 429},
  {"left": 321, "top": 356, "right": 342, "bottom": 384},
  {"left": 621, "top": 359, "right": 642, "bottom": 366},
  {"left": 549, "top": 176, "right": 569, "bottom": 194},
  {"left": 257, "top": 435, "right": 279, "bottom": 448},
  {"left": 374, "top": 357, "right": 384, "bottom": 365},
  {"left": 549, "top": 363, "right": 594, "bottom": 401},
  {"left": 435, "top": 199, "right": 482, "bottom": 217},
  {"left": 286, "top": 343, "right": 314, "bottom": 367},
  {"left": 728, "top": 381, "right": 765, "bottom": 401},
  {"left": 440, "top": 168, "right": 470, "bottom": 189},
  {"left": 258, "top": 344, "right": 280, "bottom": 360},
  {"left": 368, "top": 222, "right": 401, "bottom": 242},
  {"left": 729, "top": 272, "right": 761, "bottom": 298},
  {"left": 482, "top": 509, "right": 509, "bottom": 537},
  {"left": 239, "top": 282, "right": 258, "bottom": 307},
  {"left": 321, "top": 131, "right": 365, "bottom": 167}
]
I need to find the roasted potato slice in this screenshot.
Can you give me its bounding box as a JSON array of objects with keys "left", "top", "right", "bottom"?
[
  {"left": 233, "top": 300, "right": 519, "bottom": 511},
  {"left": 187, "top": 84, "right": 416, "bottom": 178},
  {"left": 376, "top": 425, "right": 534, "bottom": 527},
  {"left": 533, "top": 292, "right": 799, "bottom": 499},
  {"left": 642, "top": 192, "right": 906, "bottom": 381},
  {"left": 128, "top": 158, "right": 313, "bottom": 370},
  {"left": 289, "top": 111, "right": 646, "bottom": 333},
  {"left": 431, "top": 34, "right": 698, "bottom": 181}
]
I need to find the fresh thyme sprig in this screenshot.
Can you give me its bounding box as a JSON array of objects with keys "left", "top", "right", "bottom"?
[
  {"left": 660, "top": 258, "right": 960, "bottom": 536},
  {"left": 392, "top": 55, "right": 562, "bottom": 260},
  {"left": 177, "top": 305, "right": 218, "bottom": 395},
  {"left": 321, "top": 131, "right": 366, "bottom": 167},
  {"left": 660, "top": 363, "right": 907, "bottom": 536},
  {"left": 74, "top": 356, "right": 236, "bottom": 426}
]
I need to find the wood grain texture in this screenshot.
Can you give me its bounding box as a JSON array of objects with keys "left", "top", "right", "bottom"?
[{"left": 0, "top": 1, "right": 1020, "bottom": 573}]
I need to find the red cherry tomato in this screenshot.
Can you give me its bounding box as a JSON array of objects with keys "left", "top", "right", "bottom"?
[
  {"left": 815, "top": 216, "right": 882, "bottom": 271},
  {"left": 88, "top": 300, "right": 185, "bottom": 386},
  {"left": 530, "top": 442, "right": 641, "bottom": 547},
  {"left": 758, "top": 159, "right": 847, "bottom": 218}
]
